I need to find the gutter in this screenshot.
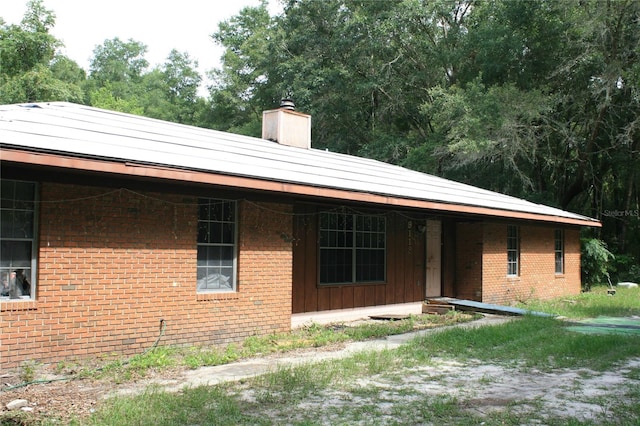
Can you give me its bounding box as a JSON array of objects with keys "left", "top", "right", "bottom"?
[{"left": 0, "top": 148, "right": 601, "bottom": 228}]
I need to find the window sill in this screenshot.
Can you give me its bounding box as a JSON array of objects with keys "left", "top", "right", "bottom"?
[
  {"left": 196, "top": 292, "right": 240, "bottom": 302},
  {"left": 554, "top": 273, "right": 565, "bottom": 278},
  {"left": 506, "top": 275, "right": 521, "bottom": 281},
  {"left": 1, "top": 300, "right": 37, "bottom": 312}
]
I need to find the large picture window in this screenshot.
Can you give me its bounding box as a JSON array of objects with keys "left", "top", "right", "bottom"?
[
  {"left": 1, "top": 180, "right": 37, "bottom": 300},
  {"left": 555, "top": 229, "right": 564, "bottom": 274},
  {"left": 197, "top": 198, "right": 236, "bottom": 292},
  {"left": 319, "top": 212, "right": 386, "bottom": 284},
  {"left": 507, "top": 225, "right": 520, "bottom": 276}
]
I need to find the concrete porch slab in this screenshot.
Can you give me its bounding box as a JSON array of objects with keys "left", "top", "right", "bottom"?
[{"left": 291, "top": 302, "right": 423, "bottom": 329}]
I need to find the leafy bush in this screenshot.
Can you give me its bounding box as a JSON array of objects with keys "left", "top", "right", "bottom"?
[{"left": 581, "top": 238, "right": 614, "bottom": 290}]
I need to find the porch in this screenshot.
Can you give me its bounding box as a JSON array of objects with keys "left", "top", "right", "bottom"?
[{"left": 291, "top": 301, "right": 423, "bottom": 328}]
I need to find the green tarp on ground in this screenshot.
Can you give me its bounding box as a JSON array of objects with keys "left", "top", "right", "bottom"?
[{"left": 566, "top": 316, "right": 640, "bottom": 335}]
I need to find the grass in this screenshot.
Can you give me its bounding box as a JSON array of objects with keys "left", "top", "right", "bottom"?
[
  {"left": 89, "top": 310, "right": 476, "bottom": 381},
  {"left": 402, "top": 313, "right": 640, "bottom": 370},
  {"left": 86, "top": 386, "right": 260, "bottom": 426},
  {"left": 1, "top": 311, "right": 470, "bottom": 391},
  {"left": 516, "top": 285, "right": 640, "bottom": 319},
  {"left": 4, "top": 286, "right": 640, "bottom": 425}
]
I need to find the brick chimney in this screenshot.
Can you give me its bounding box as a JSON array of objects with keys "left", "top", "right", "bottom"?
[{"left": 262, "top": 99, "right": 311, "bottom": 149}]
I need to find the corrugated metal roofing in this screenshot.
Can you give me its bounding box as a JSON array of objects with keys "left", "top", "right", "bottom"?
[{"left": 0, "top": 102, "right": 598, "bottom": 226}]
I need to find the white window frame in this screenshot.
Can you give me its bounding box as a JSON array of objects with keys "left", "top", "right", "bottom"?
[
  {"left": 1, "top": 179, "right": 38, "bottom": 301},
  {"left": 554, "top": 229, "right": 564, "bottom": 274},
  {"left": 196, "top": 198, "right": 237, "bottom": 292},
  {"left": 507, "top": 225, "right": 520, "bottom": 277}
]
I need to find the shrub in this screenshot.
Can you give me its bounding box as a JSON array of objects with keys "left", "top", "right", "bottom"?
[
  {"left": 581, "top": 238, "right": 614, "bottom": 290},
  {"left": 611, "top": 254, "right": 640, "bottom": 283}
]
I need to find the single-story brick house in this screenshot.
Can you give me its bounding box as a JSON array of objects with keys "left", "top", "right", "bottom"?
[{"left": 0, "top": 102, "right": 599, "bottom": 367}]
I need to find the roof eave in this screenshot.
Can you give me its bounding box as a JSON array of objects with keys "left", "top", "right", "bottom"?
[{"left": 0, "top": 147, "right": 601, "bottom": 228}]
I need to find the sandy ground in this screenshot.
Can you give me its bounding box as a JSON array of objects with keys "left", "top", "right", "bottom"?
[{"left": 1, "top": 315, "right": 639, "bottom": 424}]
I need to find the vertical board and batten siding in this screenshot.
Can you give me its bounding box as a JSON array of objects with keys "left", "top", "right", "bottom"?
[
  {"left": 292, "top": 207, "right": 426, "bottom": 313},
  {"left": 0, "top": 182, "right": 292, "bottom": 368},
  {"left": 454, "top": 222, "right": 484, "bottom": 300},
  {"left": 441, "top": 219, "right": 457, "bottom": 297}
]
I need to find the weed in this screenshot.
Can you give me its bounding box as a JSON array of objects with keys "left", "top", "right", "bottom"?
[
  {"left": 127, "top": 347, "right": 177, "bottom": 371},
  {"left": 19, "top": 359, "right": 38, "bottom": 383},
  {"left": 622, "top": 366, "right": 640, "bottom": 381},
  {"left": 80, "top": 292, "right": 640, "bottom": 425},
  {"left": 184, "top": 344, "right": 243, "bottom": 369},
  {"left": 0, "top": 410, "right": 38, "bottom": 426},
  {"left": 54, "top": 360, "right": 69, "bottom": 375},
  {"left": 348, "top": 385, "right": 382, "bottom": 398},
  {"left": 241, "top": 335, "right": 271, "bottom": 354},
  {"left": 478, "top": 373, "right": 494, "bottom": 385},
  {"left": 88, "top": 385, "right": 264, "bottom": 426}
]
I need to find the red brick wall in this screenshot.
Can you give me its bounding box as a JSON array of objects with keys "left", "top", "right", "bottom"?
[
  {"left": 0, "top": 183, "right": 292, "bottom": 368},
  {"left": 482, "top": 223, "right": 581, "bottom": 305}
]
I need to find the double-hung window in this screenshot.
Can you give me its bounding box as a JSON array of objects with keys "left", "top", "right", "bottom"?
[
  {"left": 197, "top": 198, "right": 237, "bottom": 292},
  {"left": 319, "top": 212, "right": 386, "bottom": 284},
  {"left": 1, "top": 180, "right": 37, "bottom": 300},
  {"left": 554, "top": 229, "right": 564, "bottom": 274},
  {"left": 507, "top": 225, "right": 520, "bottom": 276}
]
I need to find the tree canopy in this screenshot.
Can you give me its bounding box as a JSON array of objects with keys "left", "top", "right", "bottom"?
[
  {"left": 2, "top": 0, "right": 639, "bottom": 280},
  {"left": 209, "top": 0, "right": 639, "bottom": 276},
  {"left": 0, "top": 0, "right": 83, "bottom": 103}
]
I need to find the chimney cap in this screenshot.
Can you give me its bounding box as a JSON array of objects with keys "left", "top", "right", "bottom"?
[{"left": 280, "top": 98, "right": 295, "bottom": 111}]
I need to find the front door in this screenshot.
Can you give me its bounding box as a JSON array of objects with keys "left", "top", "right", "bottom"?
[{"left": 425, "top": 220, "right": 442, "bottom": 297}]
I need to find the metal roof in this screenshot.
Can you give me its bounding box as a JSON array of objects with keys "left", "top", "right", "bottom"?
[{"left": 0, "top": 102, "right": 599, "bottom": 226}]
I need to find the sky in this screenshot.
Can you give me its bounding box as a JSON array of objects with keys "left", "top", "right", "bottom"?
[{"left": 3, "top": 0, "right": 280, "bottom": 91}]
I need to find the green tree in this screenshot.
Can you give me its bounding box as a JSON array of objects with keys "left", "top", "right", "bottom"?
[
  {"left": 0, "top": 0, "right": 84, "bottom": 103},
  {"left": 87, "top": 37, "right": 149, "bottom": 100},
  {"left": 89, "top": 82, "right": 144, "bottom": 115},
  {"left": 0, "top": 0, "right": 57, "bottom": 76},
  {"left": 207, "top": 0, "right": 277, "bottom": 135},
  {"left": 209, "top": 0, "right": 640, "bottom": 265},
  {"left": 50, "top": 54, "right": 86, "bottom": 85},
  {"left": 581, "top": 238, "right": 615, "bottom": 290},
  {"left": 147, "top": 50, "right": 203, "bottom": 125},
  {"left": 421, "top": 0, "right": 640, "bottom": 260},
  {"left": 87, "top": 40, "right": 205, "bottom": 125},
  {"left": 209, "top": 0, "right": 457, "bottom": 154},
  {"left": 417, "top": 79, "right": 551, "bottom": 196}
]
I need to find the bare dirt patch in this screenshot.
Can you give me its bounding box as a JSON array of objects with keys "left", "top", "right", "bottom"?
[
  {"left": 389, "top": 358, "right": 640, "bottom": 422},
  {"left": 2, "top": 316, "right": 639, "bottom": 424},
  {"left": 235, "top": 357, "right": 640, "bottom": 424}
]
